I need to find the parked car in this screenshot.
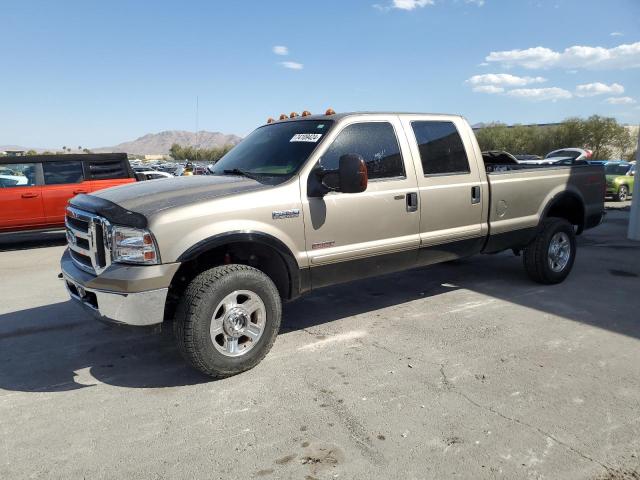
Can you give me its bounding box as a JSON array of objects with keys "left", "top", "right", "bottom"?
[
  {"left": 61, "top": 111, "right": 604, "bottom": 378},
  {"left": 514, "top": 154, "right": 542, "bottom": 161},
  {"left": 0, "top": 153, "right": 135, "bottom": 233},
  {"left": 604, "top": 161, "right": 635, "bottom": 201},
  {"left": 135, "top": 170, "right": 174, "bottom": 181},
  {"left": 519, "top": 148, "right": 592, "bottom": 165}
]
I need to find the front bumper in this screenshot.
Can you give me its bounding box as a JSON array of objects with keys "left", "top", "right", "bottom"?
[{"left": 61, "top": 249, "right": 174, "bottom": 326}]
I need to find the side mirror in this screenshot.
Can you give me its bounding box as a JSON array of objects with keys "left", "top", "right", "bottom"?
[
  {"left": 308, "top": 154, "right": 368, "bottom": 197},
  {"left": 338, "top": 154, "right": 368, "bottom": 193}
]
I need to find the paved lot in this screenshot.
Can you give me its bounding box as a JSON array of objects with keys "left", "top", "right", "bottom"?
[{"left": 1, "top": 204, "right": 639, "bottom": 479}]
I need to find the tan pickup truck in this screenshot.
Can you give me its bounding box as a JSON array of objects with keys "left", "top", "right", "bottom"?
[{"left": 61, "top": 112, "right": 605, "bottom": 377}]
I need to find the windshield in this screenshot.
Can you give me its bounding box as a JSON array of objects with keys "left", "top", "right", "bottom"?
[
  {"left": 545, "top": 149, "right": 581, "bottom": 160},
  {"left": 212, "top": 120, "right": 333, "bottom": 182},
  {"left": 605, "top": 164, "right": 631, "bottom": 175}
]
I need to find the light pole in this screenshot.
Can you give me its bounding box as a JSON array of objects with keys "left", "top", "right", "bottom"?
[{"left": 628, "top": 127, "right": 640, "bottom": 240}]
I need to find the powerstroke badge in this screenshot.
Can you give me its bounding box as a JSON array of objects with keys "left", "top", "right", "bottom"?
[
  {"left": 290, "top": 133, "right": 322, "bottom": 143},
  {"left": 272, "top": 209, "right": 300, "bottom": 220}
]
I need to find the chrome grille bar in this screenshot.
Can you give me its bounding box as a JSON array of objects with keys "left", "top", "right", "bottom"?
[{"left": 65, "top": 206, "right": 112, "bottom": 275}]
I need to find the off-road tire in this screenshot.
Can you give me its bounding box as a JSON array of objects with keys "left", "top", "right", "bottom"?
[
  {"left": 174, "top": 264, "right": 281, "bottom": 378},
  {"left": 617, "top": 185, "right": 628, "bottom": 202},
  {"left": 523, "top": 218, "right": 576, "bottom": 285}
]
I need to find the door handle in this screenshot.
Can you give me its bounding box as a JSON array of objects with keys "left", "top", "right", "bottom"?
[
  {"left": 21, "top": 193, "right": 39, "bottom": 198},
  {"left": 471, "top": 186, "right": 481, "bottom": 204},
  {"left": 406, "top": 192, "right": 418, "bottom": 212}
]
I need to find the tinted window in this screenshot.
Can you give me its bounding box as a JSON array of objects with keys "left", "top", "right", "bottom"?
[
  {"left": 89, "top": 160, "right": 128, "bottom": 179},
  {"left": 43, "top": 161, "right": 83, "bottom": 184},
  {"left": 320, "top": 122, "right": 404, "bottom": 180},
  {"left": 0, "top": 163, "right": 38, "bottom": 187},
  {"left": 412, "top": 121, "right": 470, "bottom": 175},
  {"left": 605, "top": 164, "right": 631, "bottom": 175},
  {"left": 546, "top": 150, "right": 581, "bottom": 160}
]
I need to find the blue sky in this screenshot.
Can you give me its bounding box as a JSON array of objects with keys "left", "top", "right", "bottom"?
[{"left": 1, "top": 0, "right": 639, "bottom": 148}]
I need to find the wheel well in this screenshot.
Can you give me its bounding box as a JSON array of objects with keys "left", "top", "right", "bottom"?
[
  {"left": 164, "top": 241, "right": 292, "bottom": 326},
  {"left": 545, "top": 194, "right": 585, "bottom": 232}
]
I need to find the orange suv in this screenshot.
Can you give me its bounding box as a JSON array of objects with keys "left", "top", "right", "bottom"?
[{"left": 0, "top": 153, "right": 135, "bottom": 233}]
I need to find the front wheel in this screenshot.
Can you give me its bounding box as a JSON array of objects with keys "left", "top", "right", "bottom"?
[
  {"left": 523, "top": 218, "right": 576, "bottom": 284},
  {"left": 174, "top": 264, "right": 282, "bottom": 378},
  {"left": 617, "top": 185, "right": 629, "bottom": 202}
]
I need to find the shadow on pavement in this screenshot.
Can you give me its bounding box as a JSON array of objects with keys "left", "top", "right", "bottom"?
[
  {"left": 1, "top": 211, "right": 638, "bottom": 393},
  {"left": 0, "top": 231, "right": 66, "bottom": 252}
]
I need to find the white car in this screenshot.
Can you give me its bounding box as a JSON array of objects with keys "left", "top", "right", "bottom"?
[
  {"left": 519, "top": 148, "right": 593, "bottom": 166},
  {"left": 0, "top": 174, "right": 28, "bottom": 187}
]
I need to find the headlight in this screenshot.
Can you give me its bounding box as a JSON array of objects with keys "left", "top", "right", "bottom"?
[{"left": 111, "top": 226, "right": 160, "bottom": 265}]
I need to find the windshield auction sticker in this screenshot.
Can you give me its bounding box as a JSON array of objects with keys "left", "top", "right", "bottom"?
[{"left": 290, "top": 133, "right": 322, "bottom": 143}]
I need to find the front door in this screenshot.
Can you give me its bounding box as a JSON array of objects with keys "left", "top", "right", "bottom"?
[
  {"left": 300, "top": 116, "right": 420, "bottom": 288},
  {"left": 0, "top": 162, "right": 45, "bottom": 232}
]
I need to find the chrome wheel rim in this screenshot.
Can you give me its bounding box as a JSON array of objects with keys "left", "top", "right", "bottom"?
[
  {"left": 619, "top": 187, "right": 627, "bottom": 201},
  {"left": 210, "top": 290, "right": 266, "bottom": 357},
  {"left": 548, "top": 232, "right": 571, "bottom": 273}
]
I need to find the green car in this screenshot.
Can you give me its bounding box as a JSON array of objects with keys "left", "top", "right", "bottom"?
[{"left": 605, "top": 162, "right": 635, "bottom": 201}]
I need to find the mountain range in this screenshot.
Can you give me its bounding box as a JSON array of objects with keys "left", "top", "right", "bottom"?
[{"left": 1, "top": 130, "right": 243, "bottom": 156}]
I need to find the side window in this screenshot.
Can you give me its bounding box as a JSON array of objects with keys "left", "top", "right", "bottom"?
[
  {"left": 0, "top": 163, "right": 38, "bottom": 188},
  {"left": 43, "top": 161, "right": 84, "bottom": 185},
  {"left": 88, "top": 160, "right": 128, "bottom": 179},
  {"left": 320, "top": 122, "right": 405, "bottom": 180},
  {"left": 411, "top": 121, "right": 471, "bottom": 176}
]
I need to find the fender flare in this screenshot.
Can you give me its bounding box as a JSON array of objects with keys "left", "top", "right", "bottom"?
[
  {"left": 540, "top": 190, "right": 586, "bottom": 234},
  {"left": 177, "top": 230, "right": 305, "bottom": 299}
]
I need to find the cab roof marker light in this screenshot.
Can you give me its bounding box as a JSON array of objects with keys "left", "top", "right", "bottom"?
[
  {"left": 267, "top": 117, "right": 275, "bottom": 124},
  {"left": 325, "top": 108, "right": 336, "bottom": 115},
  {"left": 279, "top": 114, "right": 288, "bottom": 120},
  {"left": 301, "top": 110, "right": 311, "bottom": 117},
  {"left": 289, "top": 112, "right": 298, "bottom": 118}
]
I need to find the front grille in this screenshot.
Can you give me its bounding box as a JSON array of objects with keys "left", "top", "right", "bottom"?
[{"left": 65, "top": 206, "right": 112, "bottom": 275}]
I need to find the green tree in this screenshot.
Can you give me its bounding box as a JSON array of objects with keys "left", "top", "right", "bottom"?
[
  {"left": 25, "top": 149, "right": 38, "bottom": 156},
  {"left": 169, "top": 143, "right": 234, "bottom": 163}
]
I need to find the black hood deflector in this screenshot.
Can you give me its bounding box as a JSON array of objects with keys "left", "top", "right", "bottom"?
[{"left": 70, "top": 194, "right": 148, "bottom": 229}]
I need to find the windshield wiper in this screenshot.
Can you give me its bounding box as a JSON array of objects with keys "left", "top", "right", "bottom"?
[{"left": 221, "top": 168, "right": 263, "bottom": 181}]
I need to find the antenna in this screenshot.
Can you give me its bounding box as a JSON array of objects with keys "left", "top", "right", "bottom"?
[{"left": 195, "top": 95, "right": 199, "bottom": 163}]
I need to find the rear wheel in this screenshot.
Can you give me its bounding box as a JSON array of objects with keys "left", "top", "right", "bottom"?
[
  {"left": 523, "top": 218, "right": 576, "bottom": 284},
  {"left": 617, "top": 185, "right": 629, "bottom": 202},
  {"left": 174, "top": 264, "right": 282, "bottom": 378}
]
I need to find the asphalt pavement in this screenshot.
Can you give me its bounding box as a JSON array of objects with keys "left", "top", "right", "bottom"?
[{"left": 1, "top": 203, "right": 639, "bottom": 479}]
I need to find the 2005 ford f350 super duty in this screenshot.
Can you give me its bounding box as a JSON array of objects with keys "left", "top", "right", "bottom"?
[{"left": 61, "top": 112, "right": 605, "bottom": 377}]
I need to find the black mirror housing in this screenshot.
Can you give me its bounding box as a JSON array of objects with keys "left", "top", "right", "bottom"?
[{"left": 338, "top": 154, "right": 368, "bottom": 194}]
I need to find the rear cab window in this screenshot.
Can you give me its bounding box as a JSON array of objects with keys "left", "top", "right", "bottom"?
[
  {"left": 87, "top": 158, "right": 130, "bottom": 180},
  {"left": 411, "top": 121, "right": 471, "bottom": 176}
]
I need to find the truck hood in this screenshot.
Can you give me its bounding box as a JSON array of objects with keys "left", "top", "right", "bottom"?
[{"left": 82, "top": 175, "right": 269, "bottom": 218}]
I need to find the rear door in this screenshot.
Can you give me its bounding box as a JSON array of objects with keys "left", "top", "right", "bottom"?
[
  {"left": 86, "top": 157, "right": 135, "bottom": 192},
  {"left": 300, "top": 116, "right": 421, "bottom": 287},
  {"left": 400, "top": 116, "right": 485, "bottom": 262},
  {"left": 41, "top": 160, "right": 88, "bottom": 226},
  {"left": 0, "top": 162, "right": 45, "bottom": 232}
]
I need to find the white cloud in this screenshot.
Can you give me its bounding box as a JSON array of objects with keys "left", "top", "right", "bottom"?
[
  {"left": 273, "top": 45, "right": 289, "bottom": 56},
  {"left": 610, "top": 32, "right": 624, "bottom": 37},
  {"left": 466, "top": 73, "right": 547, "bottom": 87},
  {"left": 280, "top": 61, "right": 303, "bottom": 70},
  {"left": 465, "top": 0, "right": 485, "bottom": 5},
  {"left": 575, "top": 82, "right": 624, "bottom": 97},
  {"left": 605, "top": 96, "right": 636, "bottom": 105},
  {"left": 506, "top": 87, "right": 572, "bottom": 101},
  {"left": 391, "top": 0, "right": 434, "bottom": 10},
  {"left": 478, "top": 62, "right": 489, "bottom": 67},
  {"left": 485, "top": 41, "right": 640, "bottom": 70},
  {"left": 472, "top": 85, "right": 504, "bottom": 94}
]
